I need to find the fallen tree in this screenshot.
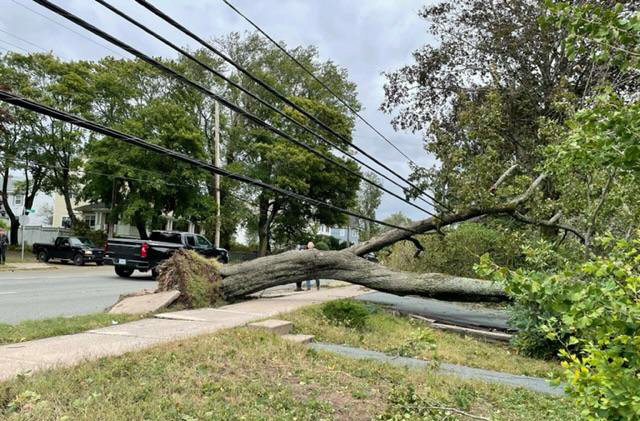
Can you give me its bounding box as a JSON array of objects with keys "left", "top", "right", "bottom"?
[{"left": 159, "top": 171, "right": 584, "bottom": 303}]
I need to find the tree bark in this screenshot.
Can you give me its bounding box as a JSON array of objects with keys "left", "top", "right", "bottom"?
[
  {"left": 219, "top": 249, "right": 506, "bottom": 302},
  {"left": 2, "top": 168, "right": 19, "bottom": 245},
  {"left": 134, "top": 214, "right": 148, "bottom": 240},
  {"left": 163, "top": 173, "right": 565, "bottom": 302}
]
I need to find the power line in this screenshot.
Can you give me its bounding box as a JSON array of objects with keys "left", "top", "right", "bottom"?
[
  {"left": 94, "top": 0, "right": 440, "bottom": 219},
  {"left": 33, "top": 0, "right": 436, "bottom": 219},
  {"left": 219, "top": 0, "right": 447, "bottom": 209},
  {"left": 9, "top": 0, "right": 126, "bottom": 58},
  {"left": 0, "top": 38, "right": 30, "bottom": 53},
  {"left": 135, "top": 0, "right": 450, "bottom": 213},
  {"left": 0, "top": 89, "right": 418, "bottom": 234},
  {"left": 0, "top": 28, "right": 49, "bottom": 53}
]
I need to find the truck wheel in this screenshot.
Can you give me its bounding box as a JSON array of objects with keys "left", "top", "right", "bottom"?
[
  {"left": 115, "top": 266, "right": 134, "bottom": 278},
  {"left": 73, "top": 253, "right": 85, "bottom": 266},
  {"left": 37, "top": 250, "right": 49, "bottom": 263},
  {"left": 96, "top": 260, "right": 104, "bottom": 266}
]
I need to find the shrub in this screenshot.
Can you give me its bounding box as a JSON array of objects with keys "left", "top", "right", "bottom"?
[
  {"left": 321, "top": 299, "right": 371, "bottom": 329},
  {"left": 386, "top": 328, "right": 436, "bottom": 358},
  {"left": 478, "top": 235, "right": 640, "bottom": 421},
  {"left": 382, "top": 222, "right": 524, "bottom": 278}
]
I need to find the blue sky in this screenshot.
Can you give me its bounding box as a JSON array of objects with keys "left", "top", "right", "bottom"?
[{"left": 1, "top": 0, "right": 438, "bottom": 221}]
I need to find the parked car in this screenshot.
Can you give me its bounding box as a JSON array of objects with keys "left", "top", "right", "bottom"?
[
  {"left": 104, "top": 231, "right": 228, "bottom": 278},
  {"left": 32, "top": 236, "right": 105, "bottom": 266}
]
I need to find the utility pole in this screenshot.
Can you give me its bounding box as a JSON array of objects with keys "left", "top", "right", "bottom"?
[
  {"left": 107, "top": 177, "right": 117, "bottom": 238},
  {"left": 20, "top": 189, "right": 26, "bottom": 262},
  {"left": 214, "top": 101, "right": 221, "bottom": 248}
]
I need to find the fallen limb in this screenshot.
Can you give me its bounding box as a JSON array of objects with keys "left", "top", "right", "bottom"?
[{"left": 219, "top": 249, "right": 506, "bottom": 302}]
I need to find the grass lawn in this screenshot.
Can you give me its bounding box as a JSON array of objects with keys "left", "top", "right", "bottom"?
[
  {"left": 0, "top": 327, "right": 578, "bottom": 421},
  {"left": 4, "top": 249, "right": 38, "bottom": 264},
  {"left": 279, "top": 301, "right": 560, "bottom": 378},
  {"left": 0, "top": 313, "right": 143, "bottom": 344}
]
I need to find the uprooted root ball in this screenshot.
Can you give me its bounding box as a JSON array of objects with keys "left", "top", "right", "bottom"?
[{"left": 156, "top": 249, "right": 224, "bottom": 308}]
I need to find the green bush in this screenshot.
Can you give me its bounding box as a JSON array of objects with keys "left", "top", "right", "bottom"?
[
  {"left": 321, "top": 299, "right": 371, "bottom": 329},
  {"left": 382, "top": 222, "right": 524, "bottom": 278},
  {"left": 478, "top": 235, "right": 640, "bottom": 421},
  {"left": 314, "top": 241, "right": 330, "bottom": 251}
]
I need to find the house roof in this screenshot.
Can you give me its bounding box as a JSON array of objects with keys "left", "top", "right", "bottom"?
[{"left": 75, "top": 202, "right": 109, "bottom": 212}]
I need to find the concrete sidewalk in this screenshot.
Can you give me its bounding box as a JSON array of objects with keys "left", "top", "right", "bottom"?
[
  {"left": 0, "top": 262, "right": 59, "bottom": 272},
  {"left": 0, "top": 284, "right": 367, "bottom": 382}
]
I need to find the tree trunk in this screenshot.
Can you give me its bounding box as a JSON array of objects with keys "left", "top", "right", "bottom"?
[
  {"left": 62, "top": 183, "right": 78, "bottom": 226},
  {"left": 2, "top": 168, "right": 19, "bottom": 245},
  {"left": 134, "top": 214, "right": 148, "bottom": 240},
  {"left": 219, "top": 249, "right": 506, "bottom": 302},
  {"left": 257, "top": 195, "right": 270, "bottom": 257},
  {"left": 161, "top": 174, "right": 563, "bottom": 302}
]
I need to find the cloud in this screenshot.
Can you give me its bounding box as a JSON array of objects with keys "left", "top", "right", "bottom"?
[{"left": 2, "top": 0, "right": 437, "bottom": 221}]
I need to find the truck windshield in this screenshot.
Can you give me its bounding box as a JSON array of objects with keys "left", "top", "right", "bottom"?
[
  {"left": 149, "top": 232, "right": 182, "bottom": 243},
  {"left": 70, "top": 237, "right": 95, "bottom": 247}
]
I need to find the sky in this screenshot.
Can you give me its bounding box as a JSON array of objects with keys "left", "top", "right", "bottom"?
[{"left": 0, "top": 0, "right": 438, "bottom": 222}]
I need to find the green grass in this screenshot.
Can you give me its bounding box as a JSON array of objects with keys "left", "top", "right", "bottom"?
[
  {"left": 4, "top": 250, "right": 38, "bottom": 265},
  {"left": 0, "top": 313, "right": 143, "bottom": 344},
  {"left": 279, "top": 301, "right": 561, "bottom": 378},
  {"left": 0, "top": 327, "right": 578, "bottom": 421}
]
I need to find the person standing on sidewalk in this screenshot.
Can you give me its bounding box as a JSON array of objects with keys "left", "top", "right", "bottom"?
[
  {"left": 0, "top": 229, "right": 8, "bottom": 265},
  {"left": 305, "top": 241, "right": 320, "bottom": 291}
]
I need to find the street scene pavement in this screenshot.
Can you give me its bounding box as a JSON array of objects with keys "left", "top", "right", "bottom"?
[{"left": 0, "top": 265, "right": 156, "bottom": 323}]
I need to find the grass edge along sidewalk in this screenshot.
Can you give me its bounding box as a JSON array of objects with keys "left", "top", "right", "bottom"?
[
  {"left": 0, "top": 285, "right": 367, "bottom": 382},
  {"left": 0, "top": 327, "right": 578, "bottom": 421}
]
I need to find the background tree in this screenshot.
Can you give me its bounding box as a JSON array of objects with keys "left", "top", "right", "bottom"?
[
  {"left": 381, "top": 0, "right": 634, "bottom": 250},
  {"left": 0, "top": 53, "right": 53, "bottom": 243},
  {"left": 354, "top": 171, "right": 382, "bottom": 241},
  {"left": 218, "top": 33, "right": 362, "bottom": 255},
  {"left": 82, "top": 58, "right": 211, "bottom": 239}
]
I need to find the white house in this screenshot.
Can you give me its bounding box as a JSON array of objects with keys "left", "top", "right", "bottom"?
[{"left": 0, "top": 175, "right": 54, "bottom": 227}]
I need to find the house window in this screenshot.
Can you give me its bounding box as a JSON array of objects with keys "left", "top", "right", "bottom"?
[
  {"left": 84, "top": 214, "right": 96, "bottom": 228},
  {"left": 13, "top": 195, "right": 22, "bottom": 206}
]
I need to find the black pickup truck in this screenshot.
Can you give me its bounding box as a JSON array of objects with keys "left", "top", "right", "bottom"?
[
  {"left": 33, "top": 236, "right": 105, "bottom": 266},
  {"left": 104, "top": 231, "right": 228, "bottom": 278}
]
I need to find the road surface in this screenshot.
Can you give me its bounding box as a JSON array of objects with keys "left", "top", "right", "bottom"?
[{"left": 0, "top": 265, "right": 157, "bottom": 324}]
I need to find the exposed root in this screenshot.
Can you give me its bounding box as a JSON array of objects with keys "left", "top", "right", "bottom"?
[{"left": 156, "top": 249, "right": 224, "bottom": 308}]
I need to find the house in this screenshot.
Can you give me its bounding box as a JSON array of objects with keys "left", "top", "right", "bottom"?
[
  {"left": 0, "top": 175, "right": 54, "bottom": 227},
  {"left": 52, "top": 193, "right": 204, "bottom": 238}
]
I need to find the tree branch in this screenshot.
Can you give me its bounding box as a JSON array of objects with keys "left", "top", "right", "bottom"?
[
  {"left": 512, "top": 211, "right": 585, "bottom": 243},
  {"left": 489, "top": 163, "right": 518, "bottom": 193},
  {"left": 406, "top": 237, "right": 425, "bottom": 258}
]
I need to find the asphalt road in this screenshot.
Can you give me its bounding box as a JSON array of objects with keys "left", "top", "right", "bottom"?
[{"left": 0, "top": 265, "right": 157, "bottom": 324}]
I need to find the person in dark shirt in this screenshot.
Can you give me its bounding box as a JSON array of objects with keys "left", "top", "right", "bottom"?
[{"left": 0, "top": 229, "right": 8, "bottom": 265}]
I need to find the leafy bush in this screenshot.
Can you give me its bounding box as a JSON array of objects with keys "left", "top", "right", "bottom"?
[
  {"left": 382, "top": 222, "right": 524, "bottom": 278},
  {"left": 321, "top": 299, "right": 372, "bottom": 329},
  {"left": 385, "top": 328, "right": 436, "bottom": 358},
  {"left": 478, "top": 235, "right": 640, "bottom": 421}
]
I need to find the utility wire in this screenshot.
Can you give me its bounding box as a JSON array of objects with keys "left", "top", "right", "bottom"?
[
  {"left": 0, "top": 89, "right": 419, "bottom": 234},
  {"left": 10, "top": 0, "right": 126, "bottom": 58},
  {"left": 135, "top": 0, "right": 449, "bottom": 212},
  {"left": 0, "top": 38, "right": 30, "bottom": 53},
  {"left": 0, "top": 28, "right": 50, "bottom": 53},
  {"left": 32, "top": 0, "right": 435, "bottom": 218},
  {"left": 95, "top": 0, "right": 440, "bottom": 220},
  {"left": 221, "top": 0, "right": 468, "bottom": 174}
]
